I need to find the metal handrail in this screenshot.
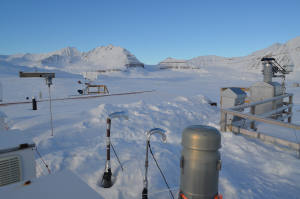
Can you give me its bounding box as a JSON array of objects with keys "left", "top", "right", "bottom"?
[
  {"left": 230, "top": 93, "right": 292, "bottom": 110},
  {"left": 221, "top": 109, "right": 300, "bottom": 130}
]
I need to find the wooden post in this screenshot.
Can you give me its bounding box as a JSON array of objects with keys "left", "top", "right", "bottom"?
[
  {"left": 220, "top": 111, "right": 227, "bottom": 132},
  {"left": 288, "top": 95, "right": 293, "bottom": 123},
  {"left": 250, "top": 106, "right": 256, "bottom": 130}
]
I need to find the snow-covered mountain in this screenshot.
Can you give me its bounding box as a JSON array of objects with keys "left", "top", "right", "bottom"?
[
  {"left": 161, "top": 36, "right": 300, "bottom": 74},
  {"left": 82, "top": 45, "right": 143, "bottom": 69},
  {"left": 0, "top": 45, "right": 144, "bottom": 74},
  {"left": 1, "top": 36, "right": 300, "bottom": 76},
  {"left": 159, "top": 57, "right": 199, "bottom": 69}
]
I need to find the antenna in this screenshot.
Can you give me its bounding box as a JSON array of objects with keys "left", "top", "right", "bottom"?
[
  {"left": 108, "top": 111, "right": 129, "bottom": 120},
  {"left": 143, "top": 128, "right": 167, "bottom": 199},
  {"left": 100, "top": 111, "right": 129, "bottom": 188},
  {"left": 19, "top": 72, "right": 55, "bottom": 136}
]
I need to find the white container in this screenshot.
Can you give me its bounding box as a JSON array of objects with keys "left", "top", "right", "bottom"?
[
  {"left": 0, "top": 143, "right": 36, "bottom": 186},
  {"left": 250, "top": 82, "right": 283, "bottom": 115},
  {"left": 221, "top": 88, "right": 247, "bottom": 124}
]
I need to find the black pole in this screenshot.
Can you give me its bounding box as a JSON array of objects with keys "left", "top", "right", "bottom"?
[
  {"left": 142, "top": 140, "right": 149, "bottom": 199},
  {"left": 101, "top": 118, "right": 113, "bottom": 188},
  {"left": 32, "top": 97, "right": 37, "bottom": 110},
  {"left": 142, "top": 187, "right": 148, "bottom": 199}
]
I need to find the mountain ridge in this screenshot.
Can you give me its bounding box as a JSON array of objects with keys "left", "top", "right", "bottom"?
[
  {"left": 0, "top": 45, "right": 144, "bottom": 74},
  {"left": 1, "top": 36, "right": 300, "bottom": 75},
  {"left": 159, "top": 36, "right": 300, "bottom": 73}
]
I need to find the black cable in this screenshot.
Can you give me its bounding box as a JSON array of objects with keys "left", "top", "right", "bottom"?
[
  {"left": 34, "top": 147, "right": 51, "bottom": 174},
  {"left": 148, "top": 142, "right": 174, "bottom": 199},
  {"left": 111, "top": 142, "right": 124, "bottom": 171}
]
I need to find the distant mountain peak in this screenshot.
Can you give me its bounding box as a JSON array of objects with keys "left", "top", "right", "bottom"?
[
  {"left": 53, "top": 47, "right": 81, "bottom": 57},
  {"left": 0, "top": 45, "right": 144, "bottom": 74},
  {"left": 158, "top": 35, "right": 300, "bottom": 72}
]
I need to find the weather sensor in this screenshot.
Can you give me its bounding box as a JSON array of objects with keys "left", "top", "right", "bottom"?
[{"left": 19, "top": 72, "right": 55, "bottom": 136}]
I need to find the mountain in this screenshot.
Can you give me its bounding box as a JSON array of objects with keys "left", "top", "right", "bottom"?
[
  {"left": 158, "top": 57, "right": 199, "bottom": 69},
  {"left": 160, "top": 36, "right": 300, "bottom": 75},
  {"left": 0, "top": 45, "right": 144, "bottom": 74},
  {"left": 1, "top": 36, "right": 300, "bottom": 77},
  {"left": 82, "top": 45, "right": 143, "bottom": 69}
]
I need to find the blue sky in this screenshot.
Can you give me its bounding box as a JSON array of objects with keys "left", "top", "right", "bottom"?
[{"left": 0, "top": 0, "right": 300, "bottom": 64}]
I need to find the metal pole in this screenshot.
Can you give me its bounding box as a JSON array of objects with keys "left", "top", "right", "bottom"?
[
  {"left": 288, "top": 95, "right": 293, "bottom": 123},
  {"left": 101, "top": 118, "right": 113, "bottom": 188},
  {"left": 106, "top": 118, "right": 111, "bottom": 172},
  {"left": 32, "top": 97, "right": 37, "bottom": 110},
  {"left": 220, "top": 111, "right": 227, "bottom": 132},
  {"left": 48, "top": 85, "right": 54, "bottom": 136},
  {"left": 142, "top": 128, "right": 166, "bottom": 199},
  {"left": 142, "top": 140, "right": 149, "bottom": 199},
  {"left": 99, "top": 111, "right": 128, "bottom": 188},
  {"left": 250, "top": 106, "right": 256, "bottom": 130}
]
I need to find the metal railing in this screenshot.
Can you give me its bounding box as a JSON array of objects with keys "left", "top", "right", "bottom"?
[{"left": 220, "top": 93, "right": 300, "bottom": 152}]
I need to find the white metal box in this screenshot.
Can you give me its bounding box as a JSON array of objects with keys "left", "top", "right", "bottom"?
[
  {"left": 0, "top": 144, "right": 36, "bottom": 187},
  {"left": 221, "top": 88, "right": 247, "bottom": 124},
  {"left": 250, "top": 82, "right": 283, "bottom": 115}
]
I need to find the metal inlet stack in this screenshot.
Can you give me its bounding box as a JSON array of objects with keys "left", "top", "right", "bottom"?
[{"left": 179, "top": 125, "right": 222, "bottom": 199}]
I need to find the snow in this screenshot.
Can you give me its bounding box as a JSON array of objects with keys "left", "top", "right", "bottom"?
[
  {"left": 0, "top": 65, "right": 299, "bottom": 198},
  {"left": 1, "top": 37, "right": 300, "bottom": 198}
]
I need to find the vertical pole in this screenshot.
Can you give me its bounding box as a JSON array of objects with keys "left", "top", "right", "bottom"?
[
  {"left": 48, "top": 85, "right": 54, "bottom": 136},
  {"left": 250, "top": 106, "right": 256, "bottom": 130},
  {"left": 288, "top": 95, "right": 293, "bottom": 123},
  {"left": 142, "top": 140, "right": 149, "bottom": 199},
  {"left": 220, "top": 88, "right": 223, "bottom": 108},
  {"left": 100, "top": 118, "right": 113, "bottom": 188},
  {"left": 106, "top": 118, "right": 111, "bottom": 172},
  {"left": 220, "top": 111, "right": 227, "bottom": 132},
  {"left": 298, "top": 144, "right": 300, "bottom": 159},
  {"left": 32, "top": 97, "right": 37, "bottom": 110},
  {"left": 0, "top": 80, "right": 2, "bottom": 102}
]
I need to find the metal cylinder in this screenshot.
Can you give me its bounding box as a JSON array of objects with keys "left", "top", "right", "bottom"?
[
  {"left": 32, "top": 97, "right": 37, "bottom": 110},
  {"left": 263, "top": 61, "right": 273, "bottom": 83},
  {"left": 179, "top": 125, "right": 221, "bottom": 199}
]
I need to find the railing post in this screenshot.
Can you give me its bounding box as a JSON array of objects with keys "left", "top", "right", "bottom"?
[
  {"left": 288, "top": 95, "right": 293, "bottom": 123},
  {"left": 220, "top": 110, "right": 227, "bottom": 132},
  {"left": 298, "top": 144, "right": 300, "bottom": 159},
  {"left": 250, "top": 106, "right": 256, "bottom": 130}
]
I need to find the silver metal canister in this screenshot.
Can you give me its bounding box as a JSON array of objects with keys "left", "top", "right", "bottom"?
[{"left": 179, "top": 125, "right": 221, "bottom": 199}]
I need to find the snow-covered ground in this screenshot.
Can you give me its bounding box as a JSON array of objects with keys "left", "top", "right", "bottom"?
[{"left": 1, "top": 65, "right": 300, "bottom": 199}]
